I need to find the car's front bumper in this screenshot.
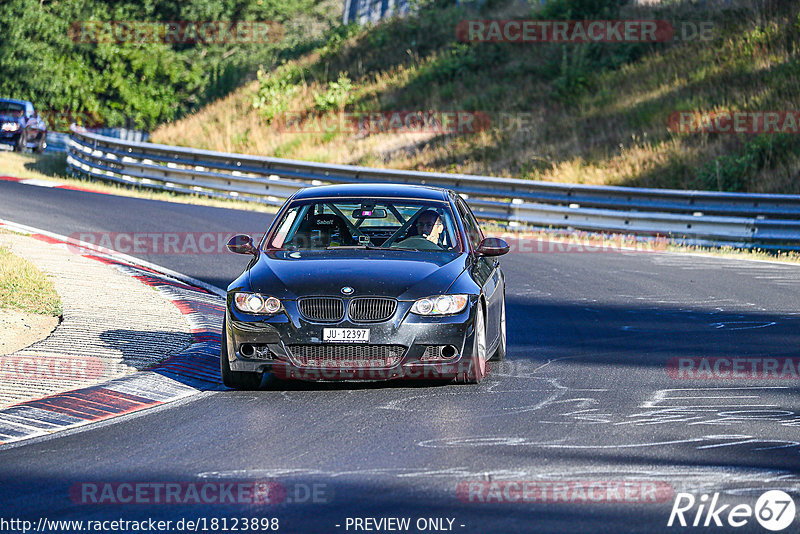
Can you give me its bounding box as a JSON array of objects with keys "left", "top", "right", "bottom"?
[
  {"left": 0, "top": 131, "right": 21, "bottom": 145},
  {"left": 225, "top": 299, "right": 478, "bottom": 381}
]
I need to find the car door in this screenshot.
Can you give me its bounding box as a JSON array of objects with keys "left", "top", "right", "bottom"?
[{"left": 456, "top": 197, "right": 502, "bottom": 348}]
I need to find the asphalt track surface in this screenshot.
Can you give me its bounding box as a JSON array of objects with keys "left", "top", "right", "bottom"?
[{"left": 1, "top": 180, "right": 799, "bottom": 533}]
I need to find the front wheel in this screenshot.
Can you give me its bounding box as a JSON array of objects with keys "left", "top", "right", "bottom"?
[
  {"left": 33, "top": 133, "right": 46, "bottom": 153},
  {"left": 13, "top": 132, "right": 26, "bottom": 152},
  {"left": 220, "top": 317, "right": 262, "bottom": 390},
  {"left": 454, "top": 305, "right": 488, "bottom": 384}
]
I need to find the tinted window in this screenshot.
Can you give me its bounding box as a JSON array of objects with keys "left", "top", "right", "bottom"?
[
  {"left": 268, "top": 199, "right": 460, "bottom": 252},
  {"left": 0, "top": 102, "right": 24, "bottom": 117},
  {"left": 457, "top": 197, "right": 483, "bottom": 249}
]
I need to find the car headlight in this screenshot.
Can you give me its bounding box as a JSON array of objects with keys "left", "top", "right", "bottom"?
[
  {"left": 1, "top": 123, "right": 20, "bottom": 132},
  {"left": 234, "top": 292, "right": 282, "bottom": 314},
  {"left": 411, "top": 294, "right": 469, "bottom": 315}
]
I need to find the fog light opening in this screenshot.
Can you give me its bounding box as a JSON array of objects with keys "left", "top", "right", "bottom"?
[
  {"left": 420, "top": 345, "right": 460, "bottom": 362},
  {"left": 441, "top": 345, "right": 458, "bottom": 359},
  {"left": 240, "top": 343, "right": 256, "bottom": 357}
]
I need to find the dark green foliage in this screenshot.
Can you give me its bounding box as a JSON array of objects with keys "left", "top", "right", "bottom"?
[
  {"left": 0, "top": 0, "right": 338, "bottom": 130},
  {"left": 538, "top": 0, "right": 627, "bottom": 19},
  {"left": 694, "top": 134, "right": 800, "bottom": 192}
]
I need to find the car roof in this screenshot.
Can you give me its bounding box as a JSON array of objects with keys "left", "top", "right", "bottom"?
[
  {"left": 0, "top": 98, "right": 31, "bottom": 106},
  {"left": 292, "top": 183, "right": 450, "bottom": 202}
]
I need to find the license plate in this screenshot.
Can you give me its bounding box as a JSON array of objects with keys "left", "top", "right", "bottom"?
[{"left": 323, "top": 328, "right": 370, "bottom": 343}]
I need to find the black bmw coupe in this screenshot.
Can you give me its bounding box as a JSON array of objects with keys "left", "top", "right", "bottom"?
[{"left": 222, "top": 183, "right": 509, "bottom": 388}]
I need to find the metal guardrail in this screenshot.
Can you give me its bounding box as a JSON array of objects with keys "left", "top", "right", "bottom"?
[
  {"left": 67, "top": 126, "right": 800, "bottom": 250},
  {"left": 48, "top": 128, "right": 147, "bottom": 154},
  {"left": 45, "top": 132, "right": 70, "bottom": 153}
]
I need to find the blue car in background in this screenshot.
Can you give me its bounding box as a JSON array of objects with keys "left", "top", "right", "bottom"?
[{"left": 0, "top": 98, "right": 47, "bottom": 152}]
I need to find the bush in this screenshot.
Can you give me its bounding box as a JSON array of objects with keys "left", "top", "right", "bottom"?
[
  {"left": 253, "top": 67, "right": 300, "bottom": 122},
  {"left": 695, "top": 134, "right": 800, "bottom": 192},
  {"left": 313, "top": 74, "right": 354, "bottom": 112}
]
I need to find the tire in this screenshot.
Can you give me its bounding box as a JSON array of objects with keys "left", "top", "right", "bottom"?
[
  {"left": 490, "top": 292, "right": 506, "bottom": 362},
  {"left": 13, "top": 132, "right": 26, "bottom": 152},
  {"left": 33, "top": 133, "right": 46, "bottom": 153},
  {"left": 454, "top": 305, "right": 488, "bottom": 384},
  {"left": 220, "top": 317, "right": 262, "bottom": 390}
]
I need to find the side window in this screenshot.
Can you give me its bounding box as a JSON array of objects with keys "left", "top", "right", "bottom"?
[{"left": 457, "top": 197, "right": 483, "bottom": 250}]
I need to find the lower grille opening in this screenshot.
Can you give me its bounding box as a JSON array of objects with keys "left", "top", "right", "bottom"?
[{"left": 288, "top": 344, "right": 405, "bottom": 368}]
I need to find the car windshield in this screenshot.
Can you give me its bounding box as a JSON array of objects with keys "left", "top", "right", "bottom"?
[
  {"left": 268, "top": 199, "right": 461, "bottom": 252},
  {"left": 0, "top": 102, "right": 24, "bottom": 117}
]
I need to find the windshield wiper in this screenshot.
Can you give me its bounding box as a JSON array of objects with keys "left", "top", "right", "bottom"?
[{"left": 325, "top": 245, "right": 382, "bottom": 250}]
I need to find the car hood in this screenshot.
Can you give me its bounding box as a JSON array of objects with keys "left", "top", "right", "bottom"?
[
  {"left": 0, "top": 115, "right": 22, "bottom": 124},
  {"left": 248, "top": 249, "right": 468, "bottom": 300}
]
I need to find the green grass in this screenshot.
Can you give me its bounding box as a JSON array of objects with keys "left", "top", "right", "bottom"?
[{"left": 0, "top": 242, "right": 62, "bottom": 316}]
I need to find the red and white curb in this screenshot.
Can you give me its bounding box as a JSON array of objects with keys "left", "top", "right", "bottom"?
[
  {"left": 0, "top": 219, "right": 227, "bottom": 446},
  {"left": 0, "top": 175, "right": 103, "bottom": 194}
]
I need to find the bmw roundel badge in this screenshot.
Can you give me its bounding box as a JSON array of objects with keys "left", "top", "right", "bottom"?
[{"left": 341, "top": 286, "right": 354, "bottom": 295}]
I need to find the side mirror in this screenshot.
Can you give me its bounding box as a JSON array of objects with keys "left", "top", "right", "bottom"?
[
  {"left": 476, "top": 237, "right": 509, "bottom": 257},
  {"left": 226, "top": 234, "right": 257, "bottom": 255}
]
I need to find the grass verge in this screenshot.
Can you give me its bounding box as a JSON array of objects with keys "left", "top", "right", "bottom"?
[{"left": 0, "top": 239, "right": 62, "bottom": 316}]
